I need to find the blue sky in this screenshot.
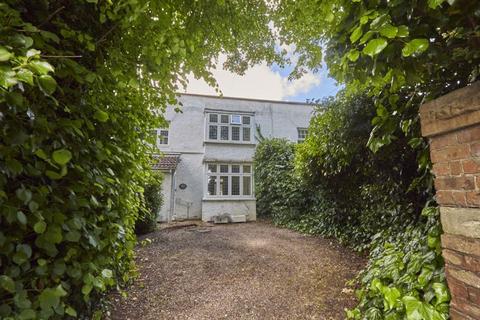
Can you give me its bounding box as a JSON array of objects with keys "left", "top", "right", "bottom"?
[
  {"left": 184, "top": 54, "right": 340, "bottom": 102},
  {"left": 270, "top": 63, "right": 340, "bottom": 102}
]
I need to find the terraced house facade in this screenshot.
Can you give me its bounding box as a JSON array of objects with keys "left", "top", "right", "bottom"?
[{"left": 153, "top": 94, "right": 314, "bottom": 222}]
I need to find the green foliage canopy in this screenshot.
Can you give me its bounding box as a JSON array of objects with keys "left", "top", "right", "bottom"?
[
  {"left": 273, "top": 0, "right": 480, "bottom": 153},
  {"left": 0, "top": 1, "right": 280, "bottom": 318}
]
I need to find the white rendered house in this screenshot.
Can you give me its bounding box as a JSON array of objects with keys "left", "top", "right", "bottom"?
[{"left": 153, "top": 93, "right": 314, "bottom": 222}]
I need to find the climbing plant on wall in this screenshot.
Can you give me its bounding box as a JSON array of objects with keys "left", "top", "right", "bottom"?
[{"left": 0, "top": 1, "right": 279, "bottom": 318}]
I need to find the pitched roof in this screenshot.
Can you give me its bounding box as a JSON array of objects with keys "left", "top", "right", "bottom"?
[{"left": 152, "top": 154, "right": 180, "bottom": 171}]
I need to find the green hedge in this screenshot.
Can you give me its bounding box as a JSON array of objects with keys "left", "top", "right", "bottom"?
[
  {"left": 253, "top": 93, "right": 448, "bottom": 319},
  {"left": 0, "top": 1, "right": 280, "bottom": 318},
  {"left": 135, "top": 173, "right": 163, "bottom": 235}
]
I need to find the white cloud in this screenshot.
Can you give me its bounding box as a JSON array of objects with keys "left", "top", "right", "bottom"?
[{"left": 182, "top": 55, "right": 320, "bottom": 101}]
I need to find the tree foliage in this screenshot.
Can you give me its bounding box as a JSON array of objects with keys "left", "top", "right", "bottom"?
[
  {"left": 273, "top": 0, "right": 480, "bottom": 153},
  {"left": 135, "top": 173, "right": 163, "bottom": 235},
  {"left": 254, "top": 94, "right": 447, "bottom": 319},
  {"left": 0, "top": 1, "right": 279, "bottom": 318}
]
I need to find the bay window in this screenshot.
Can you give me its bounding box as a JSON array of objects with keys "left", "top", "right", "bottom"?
[{"left": 206, "top": 163, "right": 253, "bottom": 198}]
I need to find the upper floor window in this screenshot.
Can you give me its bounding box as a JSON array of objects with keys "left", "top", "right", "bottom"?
[
  {"left": 158, "top": 129, "right": 169, "bottom": 145},
  {"left": 206, "top": 112, "right": 253, "bottom": 143},
  {"left": 297, "top": 128, "right": 308, "bottom": 143},
  {"left": 151, "top": 127, "right": 169, "bottom": 146}
]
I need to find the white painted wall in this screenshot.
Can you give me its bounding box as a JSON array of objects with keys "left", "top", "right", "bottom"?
[
  {"left": 157, "top": 94, "right": 314, "bottom": 222},
  {"left": 158, "top": 172, "right": 172, "bottom": 222}
]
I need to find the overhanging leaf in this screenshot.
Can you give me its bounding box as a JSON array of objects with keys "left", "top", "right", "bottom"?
[
  {"left": 52, "top": 149, "right": 72, "bottom": 165},
  {"left": 363, "top": 38, "right": 388, "bottom": 57},
  {"left": 402, "top": 39, "right": 429, "bottom": 57},
  {"left": 29, "top": 60, "right": 54, "bottom": 75},
  {"left": 379, "top": 24, "right": 398, "bottom": 38},
  {"left": 0, "top": 46, "right": 13, "bottom": 62},
  {"left": 94, "top": 110, "right": 109, "bottom": 122},
  {"left": 38, "top": 75, "right": 57, "bottom": 95}
]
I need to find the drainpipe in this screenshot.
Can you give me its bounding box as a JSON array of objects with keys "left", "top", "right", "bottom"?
[{"left": 168, "top": 169, "right": 176, "bottom": 223}]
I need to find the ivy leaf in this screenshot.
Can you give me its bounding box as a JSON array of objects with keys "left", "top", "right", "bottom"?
[
  {"left": 35, "top": 149, "right": 49, "bottom": 160},
  {"left": 38, "top": 75, "right": 57, "bottom": 95},
  {"left": 38, "top": 285, "right": 67, "bottom": 311},
  {"left": 94, "top": 110, "right": 109, "bottom": 122},
  {"left": 34, "top": 221, "right": 47, "bottom": 234},
  {"left": 363, "top": 38, "right": 388, "bottom": 57},
  {"left": 16, "top": 211, "right": 27, "bottom": 225},
  {"left": 19, "top": 309, "right": 36, "bottom": 320},
  {"left": 52, "top": 149, "right": 72, "bottom": 165},
  {"left": 428, "top": 0, "right": 446, "bottom": 9},
  {"left": 432, "top": 283, "right": 449, "bottom": 305},
  {"left": 0, "top": 275, "right": 16, "bottom": 293},
  {"left": 65, "top": 306, "right": 77, "bottom": 317},
  {"left": 402, "top": 296, "right": 427, "bottom": 320},
  {"left": 379, "top": 24, "right": 398, "bottom": 38},
  {"left": 65, "top": 230, "right": 81, "bottom": 242},
  {"left": 0, "top": 46, "right": 13, "bottom": 62},
  {"left": 46, "top": 170, "right": 63, "bottom": 180},
  {"left": 29, "top": 60, "right": 54, "bottom": 75},
  {"left": 101, "top": 269, "right": 113, "bottom": 278},
  {"left": 402, "top": 39, "right": 429, "bottom": 57}
]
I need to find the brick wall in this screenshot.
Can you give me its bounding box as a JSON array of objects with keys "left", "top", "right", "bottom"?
[{"left": 419, "top": 82, "right": 480, "bottom": 320}]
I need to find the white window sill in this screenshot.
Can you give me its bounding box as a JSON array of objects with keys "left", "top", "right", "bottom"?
[
  {"left": 202, "top": 197, "right": 256, "bottom": 201},
  {"left": 204, "top": 140, "right": 256, "bottom": 146}
]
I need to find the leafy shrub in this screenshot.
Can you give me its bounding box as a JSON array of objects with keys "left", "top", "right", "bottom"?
[
  {"left": 294, "top": 94, "right": 429, "bottom": 249},
  {"left": 0, "top": 1, "right": 280, "bottom": 318},
  {"left": 348, "top": 207, "right": 448, "bottom": 320},
  {"left": 135, "top": 173, "right": 163, "bottom": 235},
  {"left": 253, "top": 93, "right": 448, "bottom": 319}
]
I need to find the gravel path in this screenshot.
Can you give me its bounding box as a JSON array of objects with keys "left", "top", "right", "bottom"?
[{"left": 109, "top": 222, "right": 365, "bottom": 320}]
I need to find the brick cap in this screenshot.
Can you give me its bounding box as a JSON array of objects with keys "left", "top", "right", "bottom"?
[
  {"left": 419, "top": 82, "right": 480, "bottom": 137},
  {"left": 441, "top": 207, "right": 480, "bottom": 239}
]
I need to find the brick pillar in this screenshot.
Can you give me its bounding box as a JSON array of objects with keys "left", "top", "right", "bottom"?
[{"left": 419, "top": 82, "right": 480, "bottom": 320}]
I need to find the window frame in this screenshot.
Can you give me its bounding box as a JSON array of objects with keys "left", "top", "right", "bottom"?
[
  {"left": 204, "top": 163, "right": 254, "bottom": 199},
  {"left": 205, "top": 111, "right": 253, "bottom": 144},
  {"left": 297, "top": 127, "right": 308, "bottom": 143}
]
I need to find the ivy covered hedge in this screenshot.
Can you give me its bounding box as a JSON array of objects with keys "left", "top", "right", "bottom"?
[
  {"left": 254, "top": 93, "right": 448, "bottom": 319},
  {"left": 0, "top": 1, "right": 280, "bottom": 318}
]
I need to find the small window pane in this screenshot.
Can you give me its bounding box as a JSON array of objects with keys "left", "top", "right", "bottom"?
[
  {"left": 208, "top": 176, "right": 217, "bottom": 195},
  {"left": 220, "top": 126, "right": 229, "bottom": 140},
  {"left": 220, "top": 176, "right": 228, "bottom": 195},
  {"left": 208, "top": 164, "right": 217, "bottom": 173},
  {"left": 231, "top": 165, "right": 240, "bottom": 173},
  {"left": 209, "top": 125, "right": 218, "bottom": 140},
  {"left": 221, "top": 115, "right": 229, "bottom": 123},
  {"left": 232, "top": 127, "right": 240, "bottom": 141},
  {"left": 242, "top": 116, "right": 250, "bottom": 125},
  {"left": 209, "top": 114, "right": 218, "bottom": 123},
  {"left": 298, "top": 128, "right": 307, "bottom": 141},
  {"left": 242, "top": 127, "right": 250, "bottom": 142},
  {"left": 232, "top": 176, "right": 240, "bottom": 195},
  {"left": 220, "top": 165, "right": 229, "bottom": 173},
  {"left": 243, "top": 176, "right": 251, "bottom": 196},
  {"left": 243, "top": 165, "right": 251, "bottom": 173},
  {"left": 159, "top": 130, "right": 169, "bottom": 145},
  {"left": 231, "top": 115, "right": 241, "bottom": 124}
]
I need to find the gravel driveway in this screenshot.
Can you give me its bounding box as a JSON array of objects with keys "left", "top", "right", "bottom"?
[{"left": 109, "top": 221, "right": 365, "bottom": 320}]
